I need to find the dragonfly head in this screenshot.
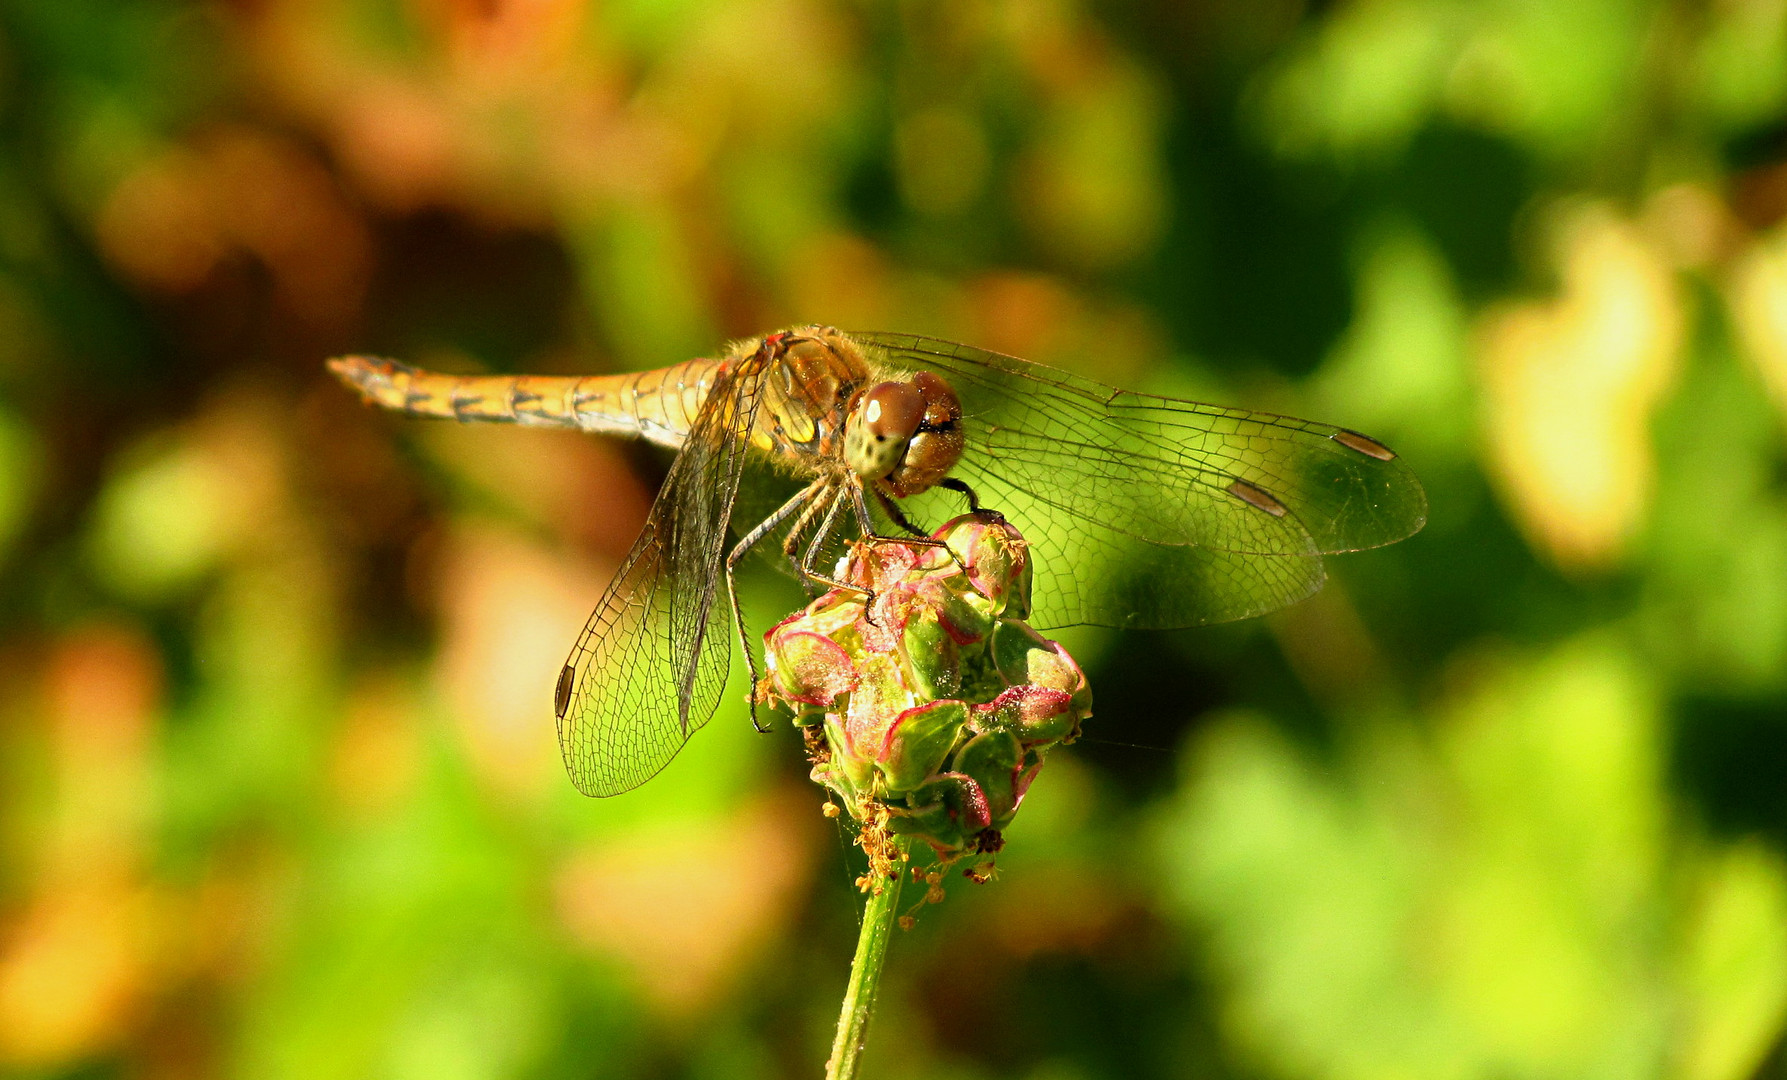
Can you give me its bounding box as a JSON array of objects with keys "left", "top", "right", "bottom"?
[{"left": 844, "top": 371, "right": 964, "bottom": 497}]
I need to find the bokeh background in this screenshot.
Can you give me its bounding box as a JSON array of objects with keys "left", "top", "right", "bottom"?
[{"left": 3, "top": 0, "right": 1787, "bottom": 1077}]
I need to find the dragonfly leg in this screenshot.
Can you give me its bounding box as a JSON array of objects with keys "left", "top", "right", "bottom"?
[
  {"left": 819, "top": 481, "right": 957, "bottom": 627},
  {"left": 780, "top": 483, "right": 840, "bottom": 588},
  {"left": 795, "top": 483, "right": 918, "bottom": 632},
  {"left": 873, "top": 487, "right": 932, "bottom": 539},
  {"left": 722, "top": 565, "right": 773, "bottom": 735},
  {"left": 875, "top": 485, "right": 987, "bottom": 580},
  {"left": 736, "top": 476, "right": 829, "bottom": 557},
  {"left": 795, "top": 484, "right": 862, "bottom": 596},
  {"left": 728, "top": 477, "right": 829, "bottom": 735},
  {"left": 791, "top": 480, "right": 956, "bottom": 627},
  {"left": 940, "top": 477, "right": 994, "bottom": 517},
  {"left": 852, "top": 477, "right": 951, "bottom": 556}
]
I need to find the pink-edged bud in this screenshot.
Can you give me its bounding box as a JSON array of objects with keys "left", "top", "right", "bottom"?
[
  {"left": 764, "top": 623, "right": 858, "bottom": 708},
  {"left": 935, "top": 512, "right": 1032, "bottom": 620},
  {"left": 760, "top": 511, "right": 1091, "bottom": 880},
  {"left": 990, "top": 622, "right": 1091, "bottom": 727},
  {"left": 875, "top": 700, "right": 970, "bottom": 792},
  {"left": 981, "top": 684, "right": 1081, "bottom": 745}
]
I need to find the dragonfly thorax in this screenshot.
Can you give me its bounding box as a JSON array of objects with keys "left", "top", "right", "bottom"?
[{"left": 843, "top": 370, "right": 964, "bottom": 497}]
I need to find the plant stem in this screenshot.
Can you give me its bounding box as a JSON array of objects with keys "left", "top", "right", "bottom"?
[{"left": 826, "top": 839, "right": 908, "bottom": 1080}]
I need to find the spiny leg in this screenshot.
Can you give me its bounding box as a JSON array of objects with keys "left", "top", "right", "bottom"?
[
  {"left": 874, "top": 487, "right": 932, "bottom": 539},
  {"left": 873, "top": 478, "right": 1009, "bottom": 582},
  {"left": 793, "top": 480, "right": 951, "bottom": 627},
  {"left": 728, "top": 477, "right": 828, "bottom": 734},
  {"left": 780, "top": 482, "right": 840, "bottom": 589},
  {"left": 871, "top": 486, "right": 977, "bottom": 576},
  {"left": 940, "top": 477, "right": 991, "bottom": 516},
  {"left": 794, "top": 482, "right": 863, "bottom": 596},
  {"left": 784, "top": 479, "right": 957, "bottom": 627},
  {"left": 736, "top": 476, "right": 829, "bottom": 555},
  {"left": 850, "top": 478, "right": 952, "bottom": 560}
]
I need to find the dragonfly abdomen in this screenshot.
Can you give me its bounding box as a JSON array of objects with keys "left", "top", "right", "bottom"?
[{"left": 327, "top": 356, "right": 722, "bottom": 450}]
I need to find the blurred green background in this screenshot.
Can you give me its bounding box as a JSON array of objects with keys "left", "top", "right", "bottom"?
[{"left": 3, "top": 0, "right": 1787, "bottom": 1077}]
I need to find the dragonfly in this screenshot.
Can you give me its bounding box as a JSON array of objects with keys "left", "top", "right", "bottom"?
[{"left": 329, "top": 326, "right": 1426, "bottom": 797}]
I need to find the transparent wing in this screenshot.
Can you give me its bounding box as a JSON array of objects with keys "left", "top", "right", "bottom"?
[
  {"left": 554, "top": 359, "right": 764, "bottom": 797},
  {"left": 856, "top": 333, "right": 1428, "bottom": 630}
]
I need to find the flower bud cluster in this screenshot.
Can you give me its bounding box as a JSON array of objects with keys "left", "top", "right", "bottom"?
[{"left": 761, "top": 512, "right": 1091, "bottom": 881}]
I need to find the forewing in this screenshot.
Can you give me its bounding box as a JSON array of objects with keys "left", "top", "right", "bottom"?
[
  {"left": 857, "top": 333, "right": 1427, "bottom": 630},
  {"left": 554, "top": 360, "right": 763, "bottom": 797}
]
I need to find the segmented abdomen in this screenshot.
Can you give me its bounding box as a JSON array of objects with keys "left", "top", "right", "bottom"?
[{"left": 326, "top": 356, "right": 723, "bottom": 450}]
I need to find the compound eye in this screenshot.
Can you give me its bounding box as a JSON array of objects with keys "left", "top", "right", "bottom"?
[
  {"left": 911, "top": 370, "right": 961, "bottom": 430},
  {"left": 861, "top": 381, "right": 924, "bottom": 442}
]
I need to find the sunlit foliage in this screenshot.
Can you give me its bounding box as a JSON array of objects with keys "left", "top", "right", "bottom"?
[{"left": 1, "top": 0, "right": 1786, "bottom": 1077}]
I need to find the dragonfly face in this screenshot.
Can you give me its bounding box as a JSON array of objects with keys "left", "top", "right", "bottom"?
[
  {"left": 842, "top": 371, "right": 965, "bottom": 497},
  {"left": 328, "top": 324, "right": 1428, "bottom": 797},
  {"left": 753, "top": 327, "right": 965, "bottom": 501}
]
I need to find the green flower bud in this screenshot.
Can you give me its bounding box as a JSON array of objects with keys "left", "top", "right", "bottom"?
[
  {"left": 896, "top": 772, "right": 990, "bottom": 852},
  {"left": 991, "top": 621, "right": 1086, "bottom": 699},
  {"left": 937, "top": 513, "right": 1033, "bottom": 619},
  {"left": 897, "top": 606, "right": 962, "bottom": 702},
  {"left": 759, "top": 511, "right": 1091, "bottom": 882},
  {"left": 951, "top": 729, "right": 1024, "bottom": 822},
  {"left": 765, "top": 625, "right": 857, "bottom": 708},
  {"left": 877, "top": 700, "right": 969, "bottom": 793},
  {"left": 982, "top": 684, "right": 1081, "bottom": 745}
]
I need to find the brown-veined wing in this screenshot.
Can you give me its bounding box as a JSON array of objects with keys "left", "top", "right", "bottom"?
[
  {"left": 856, "top": 332, "right": 1428, "bottom": 630},
  {"left": 554, "top": 355, "right": 766, "bottom": 797}
]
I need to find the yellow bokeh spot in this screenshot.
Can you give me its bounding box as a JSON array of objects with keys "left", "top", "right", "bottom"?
[
  {"left": 1729, "top": 224, "right": 1787, "bottom": 424},
  {"left": 1478, "top": 201, "right": 1684, "bottom": 569}
]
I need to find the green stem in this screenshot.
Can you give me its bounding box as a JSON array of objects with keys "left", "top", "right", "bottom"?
[{"left": 826, "top": 839, "right": 908, "bottom": 1080}]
